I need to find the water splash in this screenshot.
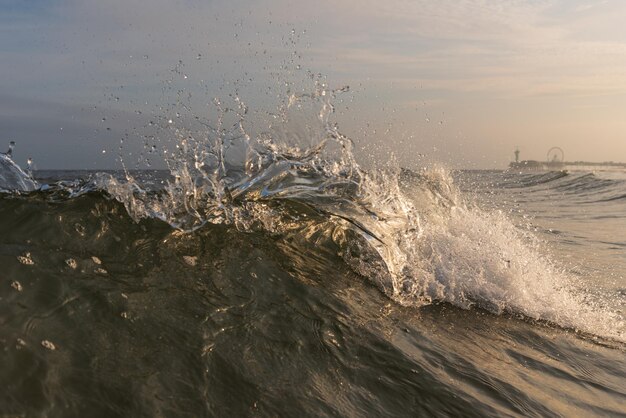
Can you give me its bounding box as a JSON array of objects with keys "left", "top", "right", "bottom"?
[
  {"left": 88, "top": 80, "right": 624, "bottom": 343},
  {"left": 0, "top": 142, "right": 38, "bottom": 192}
]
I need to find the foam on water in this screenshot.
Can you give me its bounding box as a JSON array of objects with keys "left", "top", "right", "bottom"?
[{"left": 403, "top": 170, "right": 624, "bottom": 341}]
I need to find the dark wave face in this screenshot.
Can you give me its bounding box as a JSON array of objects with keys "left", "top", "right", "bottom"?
[{"left": 1, "top": 86, "right": 625, "bottom": 417}]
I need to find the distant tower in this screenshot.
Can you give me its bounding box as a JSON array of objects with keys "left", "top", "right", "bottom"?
[{"left": 514, "top": 147, "right": 520, "bottom": 163}]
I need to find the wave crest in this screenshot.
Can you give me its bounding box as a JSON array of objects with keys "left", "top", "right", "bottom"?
[{"left": 60, "top": 83, "right": 625, "bottom": 343}]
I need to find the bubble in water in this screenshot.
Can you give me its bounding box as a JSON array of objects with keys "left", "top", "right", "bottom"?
[
  {"left": 75, "top": 223, "right": 86, "bottom": 236},
  {"left": 183, "top": 256, "right": 197, "bottom": 266},
  {"left": 17, "top": 253, "right": 34, "bottom": 265},
  {"left": 41, "top": 340, "right": 56, "bottom": 350}
]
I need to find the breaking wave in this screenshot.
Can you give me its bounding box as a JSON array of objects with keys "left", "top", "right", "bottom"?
[{"left": 8, "top": 82, "right": 625, "bottom": 343}]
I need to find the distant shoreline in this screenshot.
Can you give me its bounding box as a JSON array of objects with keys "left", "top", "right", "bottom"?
[{"left": 509, "top": 160, "right": 626, "bottom": 171}]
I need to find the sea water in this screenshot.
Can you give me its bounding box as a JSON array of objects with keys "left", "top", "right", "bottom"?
[{"left": 1, "top": 83, "right": 624, "bottom": 417}]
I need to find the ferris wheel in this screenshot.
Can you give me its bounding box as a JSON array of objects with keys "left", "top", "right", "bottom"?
[{"left": 546, "top": 147, "right": 564, "bottom": 163}]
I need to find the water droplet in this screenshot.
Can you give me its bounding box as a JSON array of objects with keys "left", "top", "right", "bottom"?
[{"left": 168, "top": 119, "right": 173, "bottom": 124}]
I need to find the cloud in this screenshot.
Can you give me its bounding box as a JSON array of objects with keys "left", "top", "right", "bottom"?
[{"left": 7, "top": 0, "right": 626, "bottom": 100}]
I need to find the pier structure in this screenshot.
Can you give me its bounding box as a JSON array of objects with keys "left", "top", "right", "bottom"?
[{"left": 509, "top": 148, "right": 626, "bottom": 171}]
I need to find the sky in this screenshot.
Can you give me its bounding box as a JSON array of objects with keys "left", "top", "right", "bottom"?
[{"left": 1, "top": 0, "right": 626, "bottom": 169}]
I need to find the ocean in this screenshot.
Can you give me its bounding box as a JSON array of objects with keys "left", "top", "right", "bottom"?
[{"left": 1, "top": 87, "right": 625, "bottom": 417}]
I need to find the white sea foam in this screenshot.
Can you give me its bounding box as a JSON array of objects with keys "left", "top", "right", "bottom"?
[{"left": 400, "top": 170, "right": 624, "bottom": 341}]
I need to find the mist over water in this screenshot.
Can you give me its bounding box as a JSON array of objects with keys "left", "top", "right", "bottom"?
[{"left": 1, "top": 68, "right": 625, "bottom": 416}]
